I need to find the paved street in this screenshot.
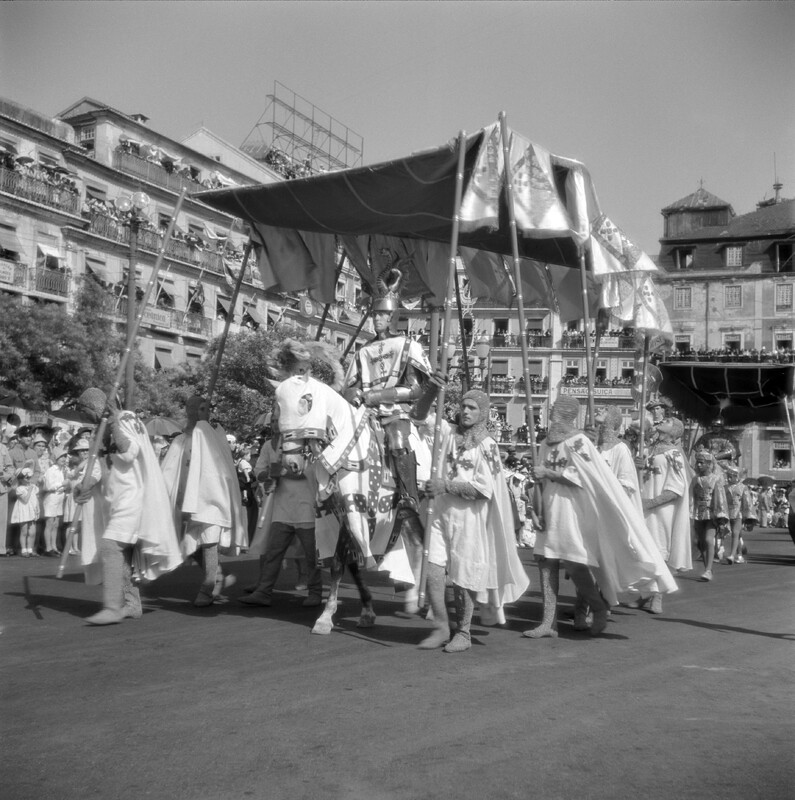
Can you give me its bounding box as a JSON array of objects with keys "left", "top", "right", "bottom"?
[{"left": 2, "top": 527, "right": 794, "bottom": 800}]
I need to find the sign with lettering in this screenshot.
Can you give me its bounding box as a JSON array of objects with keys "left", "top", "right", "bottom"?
[
  {"left": 0, "top": 261, "right": 15, "bottom": 284},
  {"left": 559, "top": 385, "right": 633, "bottom": 398}
]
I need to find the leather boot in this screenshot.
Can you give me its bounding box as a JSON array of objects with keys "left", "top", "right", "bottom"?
[
  {"left": 523, "top": 557, "right": 559, "bottom": 638},
  {"left": 391, "top": 449, "right": 420, "bottom": 513},
  {"left": 443, "top": 585, "right": 474, "bottom": 653},
  {"left": 418, "top": 563, "right": 449, "bottom": 649},
  {"left": 565, "top": 562, "right": 609, "bottom": 636},
  {"left": 573, "top": 591, "right": 590, "bottom": 631}
]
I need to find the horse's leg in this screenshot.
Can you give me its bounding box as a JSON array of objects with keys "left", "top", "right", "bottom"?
[
  {"left": 311, "top": 556, "right": 341, "bottom": 635},
  {"left": 348, "top": 561, "right": 376, "bottom": 628}
]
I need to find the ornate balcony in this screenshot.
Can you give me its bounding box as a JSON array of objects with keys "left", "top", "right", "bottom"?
[
  {"left": 113, "top": 298, "right": 213, "bottom": 338},
  {"left": 113, "top": 149, "right": 205, "bottom": 195},
  {"left": 0, "top": 259, "right": 70, "bottom": 298},
  {"left": 0, "top": 166, "right": 80, "bottom": 215},
  {"left": 84, "top": 212, "right": 225, "bottom": 274}
]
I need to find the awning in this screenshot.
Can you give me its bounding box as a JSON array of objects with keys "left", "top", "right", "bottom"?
[
  {"left": 660, "top": 362, "right": 795, "bottom": 426},
  {"left": 154, "top": 350, "right": 175, "bottom": 369},
  {"left": 216, "top": 297, "right": 232, "bottom": 314},
  {"left": 85, "top": 259, "right": 108, "bottom": 282},
  {"left": 490, "top": 361, "right": 509, "bottom": 376},
  {"left": 267, "top": 308, "right": 283, "bottom": 325},
  {"left": 37, "top": 244, "right": 61, "bottom": 260},
  {"left": 244, "top": 306, "right": 266, "bottom": 325},
  {"left": 0, "top": 227, "right": 22, "bottom": 254}
]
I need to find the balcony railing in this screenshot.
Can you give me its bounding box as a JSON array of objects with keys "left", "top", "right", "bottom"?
[
  {"left": 113, "top": 150, "right": 205, "bottom": 195},
  {"left": 485, "top": 334, "right": 553, "bottom": 349},
  {"left": 0, "top": 166, "right": 81, "bottom": 215},
  {"left": 0, "top": 259, "right": 70, "bottom": 297},
  {"left": 113, "top": 298, "right": 213, "bottom": 337},
  {"left": 84, "top": 212, "right": 225, "bottom": 274}
]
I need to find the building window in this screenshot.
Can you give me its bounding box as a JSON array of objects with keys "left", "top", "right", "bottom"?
[
  {"left": 336, "top": 336, "right": 346, "bottom": 351},
  {"left": 775, "top": 243, "right": 793, "bottom": 273},
  {"left": 724, "top": 285, "right": 742, "bottom": 309},
  {"left": 674, "top": 286, "right": 692, "bottom": 310},
  {"left": 621, "top": 360, "right": 634, "bottom": 380},
  {"left": 36, "top": 243, "right": 61, "bottom": 270},
  {"left": 775, "top": 283, "right": 793, "bottom": 313},
  {"left": 565, "top": 359, "right": 580, "bottom": 378},
  {"left": 723, "top": 334, "right": 742, "bottom": 353},
  {"left": 335, "top": 280, "right": 346, "bottom": 301},
  {"left": 774, "top": 331, "right": 793, "bottom": 352},
  {"left": 0, "top": 223, "right": 22, "bottom": 261},
  {"left": 674, "top": 334, "right": 692, "bottom": 354},
  {"left": 595, "top": 359, "right": 608, "bottom": 382},
  {"left": 724, "top": 246, "right": 743, "bottom": 268},
  {"left": 673, "top": 248, "right": 694, "bottom": 270},
  {"left": 771, "top": 442, "right": 791, "bottom": 471}
]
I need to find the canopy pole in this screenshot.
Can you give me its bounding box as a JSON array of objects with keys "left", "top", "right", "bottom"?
[
  {"left": 498, "top": 111, "right": 539, "bottom": 467},
  {"left": 341, "top": 309, "right": 370, "bottom": 360},
  {"left": 428, "top": 307, "right": 441, "bottom": 369},
  {"left": 58, "top": 188, "right": 188, "bottom": 578},
  {"left": 636, "top": 332, "right": 651, "bottom": 460},
  {"left": 315, "top": 247, "right": 347, "bottom": 340},
  {"left": 453, "top": 267, "right": 471, "bottom": 391},
  {"left": 578, "top": 248, "right": 596, "bottom": 427},
  {"left": 207, "top": 240, "right": 253, "bottom": 402},
  {"left": 418, "top": 130, "right": 467, "bottom": 609},
  {"left": 784, "top": 396, "right": 795, "bottom": 453}
]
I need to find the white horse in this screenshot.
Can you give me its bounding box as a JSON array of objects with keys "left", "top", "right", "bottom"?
[{"left": 274, "top": 372, "right": 422, "bottom": 635}]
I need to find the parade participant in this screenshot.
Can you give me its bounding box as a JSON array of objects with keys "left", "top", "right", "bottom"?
[
  {"left": 635, "top": 417, "right": 692, "bottom": 614},
  {"left": 692, "top": 423, "right": 738, "bottom": 475},
  {"left": 757, "top": 485, "right": 774, "bottom": 528},
  {"left": 723, "top": 467, "right": 751, "bottom": 564},
  {"left": 12, "top": 467, "right": 39, "bottom": 557},
  {"left": 525, "top": 397, "right": 677, "bottom": 638},
  {"left": 420, "top": 389, "right": 530, "bottom": 653},
  {"left": 161, "top": 395, "right": 247, "bottom": 607},
  {"left": 646, "top": 397, "right": 672, "bottom": 426},
  {"left": 596, "top": 405, "right": 641, "bottom": 510},
  {"left": 690, "top": 449, "right": 729, "bottom": 582},
  {"left": 63, "top": 433, "right": 106, "bottom": 573},
  {"left": 0, "top": 435, "right": 14, "bottom": 556},
  {"left": 76, "top": 388, "right": 181, "bottom": 625},
  {"left": 41, "top": 447, "right": 69, "bottom": 556},
  {"left": 344, "top": 266, "right": 431, "bottom": 518},
  {"left": 240, "top": 400, "right": 323, "bottom": 609}
]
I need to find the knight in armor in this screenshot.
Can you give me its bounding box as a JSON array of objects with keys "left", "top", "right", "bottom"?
[{"left": 344, "top": 267, "right": 431, "bottom": 517}]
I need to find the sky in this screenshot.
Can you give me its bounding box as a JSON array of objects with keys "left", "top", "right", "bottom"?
[{"left": 1, "top": 1, "right": 793, "bottom": 256}]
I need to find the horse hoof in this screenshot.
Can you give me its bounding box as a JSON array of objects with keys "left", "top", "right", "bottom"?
[
  {"left": 311, "top": 619, "right": 334, "bottom": 635},
  {"left": 357, "top": 610, "right": 377, "bottom": 628}
]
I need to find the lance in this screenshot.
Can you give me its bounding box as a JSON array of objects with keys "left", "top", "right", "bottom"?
[
  {"left": 57, "top": 188, "right": 188, "bottom": 578},
  {"left": 341, "top": 307, "right": 371, "bottom": 361},
  {"left": 207, "top": 240, "right": 253, "bottom": 402},
  {"left": 417, "top": 130, "right": 467, "bottom": 608},
  {"left": 315, "top": 247, "right": 347, "bottom": 341}
]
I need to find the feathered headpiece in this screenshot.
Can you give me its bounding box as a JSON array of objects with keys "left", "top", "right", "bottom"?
[{"left": 371, "top": 266, "right": 403, "bottom": 313}]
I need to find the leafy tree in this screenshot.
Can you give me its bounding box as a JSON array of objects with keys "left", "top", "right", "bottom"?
[{"left": 0, "top": 293, "right": 95, "bottom": 407}]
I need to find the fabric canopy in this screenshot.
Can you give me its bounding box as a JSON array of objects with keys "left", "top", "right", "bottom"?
[
  {"left": 194, "top": 122, "right": 614, "bottom": 308},
  {"left": 659, "top": 362, "right": 795, "bottom": 426},
  {"left": 196, "top": 126, "right": 593, "bottom": 266}
]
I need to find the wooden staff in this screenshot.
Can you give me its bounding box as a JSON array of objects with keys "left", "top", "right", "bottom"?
[
  {"left": 498, "top": 112, "right": 544, "bottom": 525},
  {"left": 498, "top": 112, "right": 540, "bottom": 464},
  {"left": 453, "top": 266, "right": 471, "bottom": 391},
  {"left": 636, "top": 332, "right": 651, "bottom": 460},
  {"left": 578, "top": 248, "right": 596, "bottom": 427},
  {"left": 207, "top": 240, "right": 253, "bottom": 402},
  {"left": 57, "top": 189, "right": 188, "bottom": 577},
  {"left": 417, "top": 130, "right": 467, "bottom": 608}
]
